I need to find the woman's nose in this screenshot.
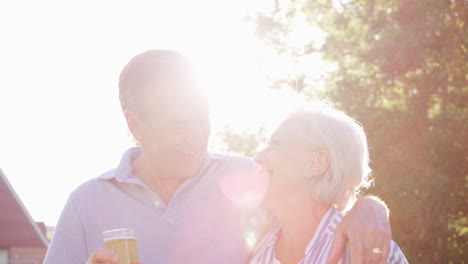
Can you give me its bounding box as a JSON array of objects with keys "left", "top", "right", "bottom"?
[{"left": 253, "top": 149, "right": 266, "bottom": 165}]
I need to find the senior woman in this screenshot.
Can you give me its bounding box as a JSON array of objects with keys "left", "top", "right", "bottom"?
[{"left": 249, "top": 101, "right": 408, "bottom": 264}]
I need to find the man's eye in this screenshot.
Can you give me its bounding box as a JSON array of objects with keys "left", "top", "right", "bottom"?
[{"left": 196, "top": 117, "right": 208, "bottom": 125}]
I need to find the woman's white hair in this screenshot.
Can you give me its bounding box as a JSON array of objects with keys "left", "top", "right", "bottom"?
[{"left": 285, "top": 98, "right": 373, "bottom": 212}]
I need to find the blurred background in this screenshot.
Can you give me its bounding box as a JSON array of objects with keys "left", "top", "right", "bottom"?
[{"left": 0, "top": 0, "right": 466, "bottom": 263}]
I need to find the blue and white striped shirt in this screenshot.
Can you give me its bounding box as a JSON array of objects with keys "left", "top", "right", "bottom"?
[{"left": 249, "top": 207, "right": 408, "bottom": 264}]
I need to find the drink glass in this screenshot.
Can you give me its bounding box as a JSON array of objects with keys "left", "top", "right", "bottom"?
[{"left": 103, "top": 228, "right": 139, "bottom": 264}]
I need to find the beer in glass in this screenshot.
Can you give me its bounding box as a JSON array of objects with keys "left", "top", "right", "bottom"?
[{"left": 103, "top": 228, "right": 139, "bottom": 264}]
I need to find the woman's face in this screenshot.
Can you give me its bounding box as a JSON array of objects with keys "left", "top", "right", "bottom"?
[{"left": 254, "top": 120, "right": 315, "bottom": 205}]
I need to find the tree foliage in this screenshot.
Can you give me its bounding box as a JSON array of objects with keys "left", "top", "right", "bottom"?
[
  {"left": 220, "top": 126, "right": 269, "bottom": 158},
  {"left": 227, "top": 0, "right": 467, "bottom": 262}
]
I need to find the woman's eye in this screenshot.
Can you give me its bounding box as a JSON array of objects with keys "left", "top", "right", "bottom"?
[{"left": 270, "top": 140, "right": 280, "bottom": 146}]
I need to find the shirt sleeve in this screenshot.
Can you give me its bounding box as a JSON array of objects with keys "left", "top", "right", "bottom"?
[
  {"left": 43, "top": 196, "right": 88, "bottom": 264},
  {"left": 386, "top": 241, "right": 409, "bottom": 264}
]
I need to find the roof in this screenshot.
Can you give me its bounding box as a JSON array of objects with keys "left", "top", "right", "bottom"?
[{"left": 0, "top": 169, "right": 49, "bottom": 247}]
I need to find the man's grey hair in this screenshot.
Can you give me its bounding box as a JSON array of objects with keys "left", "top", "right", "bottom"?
[
  {"left": 118, "top": 49, "right": 191, "bottom": 112},
  {"left": 285, "top": 99, "right": 373, "bottom": 212}
]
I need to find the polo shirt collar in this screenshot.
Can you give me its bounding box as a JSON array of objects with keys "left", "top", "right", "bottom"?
[{"left": 98, "top": 147, "right": 215, "bottom": 185}]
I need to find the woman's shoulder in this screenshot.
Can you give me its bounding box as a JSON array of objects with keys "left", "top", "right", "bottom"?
[
  {"left": 247, "top": 224, "right": 281, "bottom": 264},
  {"left": 386, "top": 241, "right": 409, "bottom": 264}
]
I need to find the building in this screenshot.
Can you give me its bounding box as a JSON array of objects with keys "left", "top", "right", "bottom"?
[{"left": 0, "top": 169, "right": 48, "bottom": 264}]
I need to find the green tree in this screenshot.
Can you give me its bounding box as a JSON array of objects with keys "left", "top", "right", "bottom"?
[
  {"left": 219, "top": 126, "right": 268, "bottom": 157},
  {"left": 237, "top": 0, "right": 467, "bottom": 262}
]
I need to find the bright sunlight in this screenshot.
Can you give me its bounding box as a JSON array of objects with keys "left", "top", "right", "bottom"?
[{"left": 0, "top": 0, "right": 326, "bottom": 227}]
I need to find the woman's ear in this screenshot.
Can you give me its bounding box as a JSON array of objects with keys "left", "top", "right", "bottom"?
[
  {"left": 125, "top": 109, "right": 143, "bottom": 143},
  {"left": 308, "top": 149, "right": 330, "bottom": 177}
]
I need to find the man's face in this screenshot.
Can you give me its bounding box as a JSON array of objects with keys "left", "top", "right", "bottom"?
[{"left": 135, "top": 76, "right": 211, "bottom": 180}]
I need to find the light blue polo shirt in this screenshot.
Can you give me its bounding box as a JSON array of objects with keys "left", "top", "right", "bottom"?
[{"left": 44, "top": 147, "right": 267, "bottom": 264}]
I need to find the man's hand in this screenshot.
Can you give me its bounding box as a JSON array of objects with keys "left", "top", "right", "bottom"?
[
  {"left": 85, "top": 249, "right": 120, "bottom": 264},
  {"left": 327, "top": 196, "right": 392, "bottom": 264}
]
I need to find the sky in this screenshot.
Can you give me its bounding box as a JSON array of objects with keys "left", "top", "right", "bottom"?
[{"left": 0, "top": 0, "right": 325, "bottom": 226}]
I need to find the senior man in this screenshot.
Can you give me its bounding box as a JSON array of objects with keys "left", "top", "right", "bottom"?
[{"left": 44, "top": 49, "right": 392, "bottom": 264}]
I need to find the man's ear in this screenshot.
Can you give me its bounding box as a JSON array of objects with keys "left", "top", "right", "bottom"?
[
  {"left": 308, "top": 149, "right": 330, "bottom": 177},
  {"left": 125, "top": 109, "right": 143, "bottom": 143}
]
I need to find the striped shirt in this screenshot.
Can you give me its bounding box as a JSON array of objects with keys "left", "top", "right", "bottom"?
[{"left": 249, "top": 207, "right": 408, "bottom": 264}]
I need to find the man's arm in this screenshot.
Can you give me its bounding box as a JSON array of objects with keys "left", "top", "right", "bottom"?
[
  {"left": 328, "top": 196, "right": 392, "bottom": 264},
  {"left": 44, "top": 196, "right": 89, "bottom": 264},
  {"left": 45, "top": 195, "right": 140, "bottom": 264}
]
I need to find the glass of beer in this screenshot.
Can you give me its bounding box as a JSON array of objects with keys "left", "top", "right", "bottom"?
[{"left": 103, "top": 228, "right": 139, "bottom": 264}]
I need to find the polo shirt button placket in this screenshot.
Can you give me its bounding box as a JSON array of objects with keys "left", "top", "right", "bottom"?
[{"left": 154, "top": 200, "right": 163, "bottom": 210}]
